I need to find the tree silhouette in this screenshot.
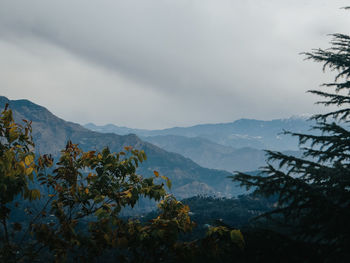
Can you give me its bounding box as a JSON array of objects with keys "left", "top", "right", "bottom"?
[{"left": 232, "top": 22, "right": 350, "bottom": 261}]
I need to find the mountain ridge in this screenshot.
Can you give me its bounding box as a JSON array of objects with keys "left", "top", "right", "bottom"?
[
  {"left": 0, "top": 96, "right": 242, "bottom": 199},
  {"left": 85, "top": 117, "right": 313, "bottom": 151}
]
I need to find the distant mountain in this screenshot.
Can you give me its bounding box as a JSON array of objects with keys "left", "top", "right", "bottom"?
[
  {"left": 0, "top": 96, "right": 243, "bottom": 199},
  {"left": 85, "top": 123, "right": 148, "bottom": 136},
  {"left": 143, "top": 135, "right": 302, "bottom": 172},
  {"left": 85, "top": 117, "right": 314, "bottom": 151},
  {"left": 84, "top": 117, "right": 309, "bottom": 172},
  {"left": 143, "top": 135, "right": 265, "bottom": 172}
]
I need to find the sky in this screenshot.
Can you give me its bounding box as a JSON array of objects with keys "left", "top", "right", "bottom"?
[{"left": 1, "top": 0, "right": 350, "bottom": 129}]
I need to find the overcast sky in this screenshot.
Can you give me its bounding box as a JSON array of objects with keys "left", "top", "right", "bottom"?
[{"left": 1, "top": 0, "right": 350, "bottom": 129}]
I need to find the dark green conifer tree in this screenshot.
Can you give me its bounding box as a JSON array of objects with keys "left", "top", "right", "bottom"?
[{"left": 232, "top": 16, "right": 350, "bottom": 261}]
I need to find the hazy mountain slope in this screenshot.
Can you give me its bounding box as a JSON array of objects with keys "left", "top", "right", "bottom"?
[
  {"left": 143, "top": 135, "right": 302, "bottom": 172},
  {"left": 85, "top": 123, "right": 148, "bottom": 136},
  {"left": 143, "top": 135, "right": 267, "bottom": 172},
  {"left": 0, "top": 96, "right": 242, "bottom": 198},
  {"left": 85, "top": 117, "right": 313, "bottom": 151}
]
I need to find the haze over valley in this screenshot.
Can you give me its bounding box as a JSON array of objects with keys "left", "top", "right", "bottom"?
[{"left": 85, "top": 118, "right": 306, "bottom": 172}]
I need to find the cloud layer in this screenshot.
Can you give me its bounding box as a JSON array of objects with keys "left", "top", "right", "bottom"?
[{"left": 1, "top": 0, "right": 349, "bottom": 128}]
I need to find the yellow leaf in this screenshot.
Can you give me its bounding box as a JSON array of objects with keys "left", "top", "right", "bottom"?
[
  {"left": 153, "top": 171, "right": 159, "bottom": 177},
  {"left": 124, "top": 146, "right": 132, "bottom": 151},
  {"left": 123, "top": 190, "right": 132, "bottom": 198},
  {"left": 166, "top": 178, "right": 172, "bottom": 189},
  {"left": 26, "top": 167, "right": 34, "bottom": 176},
  {"left": 85, "top": 188, "right": 89, "bottom": 194},
  {"left": 25, "top": 155, "right": 34, "bottom": 166},
  {"left": 230, "top": 229, "right": 245, "bottom": 250},
  {"left": 19, "top": 161, "right": 25, "bottom": 169},
  {"left": 30, "top": 189, "right": 41, "bottom": 201}
]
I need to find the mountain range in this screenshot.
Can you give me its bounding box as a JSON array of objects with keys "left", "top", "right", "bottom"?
[
  {"left": 143, "top": 135, "right": 302, "bottom": 172},
  {"left": 0, "top": 96, "right": 243, "bottom": 199},
  {"left": 85, "top": 117, "right": 309, "bottom": 172},
  {"left": 85, "top": 117, "right": 312, "bottom": 151}
]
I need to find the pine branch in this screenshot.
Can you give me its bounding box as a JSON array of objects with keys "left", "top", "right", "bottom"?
[
  {"left": 310, "top": 108, "right": 350, "bottom": 122},
  {"left": 308, "top": 90, "right": 350, "bottom": 106}
]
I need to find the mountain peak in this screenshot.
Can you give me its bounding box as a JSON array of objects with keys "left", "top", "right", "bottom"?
[{"left": 0, "top": 96, "right": 48, "bottom": 113}]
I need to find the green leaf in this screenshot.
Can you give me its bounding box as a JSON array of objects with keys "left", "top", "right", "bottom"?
[
  {"left": 95, "top": 208, "right": 104, "bottom": 217},
  {"left": 94, "top": 195, "right": 105, "bottom": 203}
]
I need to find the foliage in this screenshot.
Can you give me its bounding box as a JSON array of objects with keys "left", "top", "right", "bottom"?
[
  {"left": 231, "top": 28, "right": 350, "bottom": 260},
  {"left": 170, "top": 195, "right": 272, "bottom": 241},
  {"left": 0, "top": 105, "right": 244, "bottom": 262},
  {"left": 0, "top": 104, "right": 44, "bottom": 260}
]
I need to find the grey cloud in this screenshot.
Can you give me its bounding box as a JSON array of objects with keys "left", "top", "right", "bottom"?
[{"left": 0, "top": 0, "right": 350, "bottom": 128}]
